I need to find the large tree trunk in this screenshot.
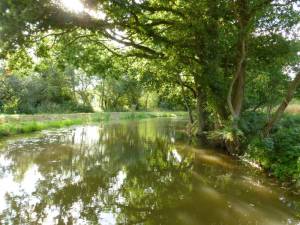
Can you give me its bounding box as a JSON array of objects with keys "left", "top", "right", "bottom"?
[
  {"left": 263, "top": 71, "right": 300, "bottom": 136},
  {"left": 227, "top": 0, "right": 250, "bottom": 120},
  {"left": 232, "top": 55, "right": 246, "bottom": 118},
  {"left": 225, "top": 38, "right": 247, "bottom": 153},
  {"left": 227, "top": 37, "right": 247, "bottom": 123},
  {"left": 226, "top": 0, "right": 250, "bottom": 154}
]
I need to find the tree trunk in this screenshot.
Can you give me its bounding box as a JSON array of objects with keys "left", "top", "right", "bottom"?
[
  {"left": 227, "top": 0, "right": 250, "bottom": 121},
  {"left": 177, "top": 74, "right": 194, "bottom": 123},
  {"left": 263, "top": 71, "right": 300, "bottom": 136},
  {"left": 196, "top": 87, "right": 209, "bottom": 136},
  {"left": 232, "top": 57, "right": 246, "bottom": 118},
  {"left": 145, "top": 93, "right": 149, "bottom": 111},
  {"left": 225, "top": 0, "right": 250, "bottom": 154},
  {"left": 187, "top": 102, "right": 194, "bottom": 124},
  {"left": 227, "top": 38, "right": 247, "bottom": 122}
]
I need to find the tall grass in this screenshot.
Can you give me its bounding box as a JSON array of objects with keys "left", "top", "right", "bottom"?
[
  {"left": 0, "top": 111, "right": 187, "bottom": 138},
  {"left": 0, "top": 119, "right": 83, "bottom": 137}
]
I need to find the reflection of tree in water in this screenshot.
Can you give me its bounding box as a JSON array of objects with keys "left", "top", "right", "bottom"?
[
  {"left": 1, "top": 120, "right": 299, "bottom": 225},
  {"left": 0, "top": 120, "right": 194, "bottom": 225}
]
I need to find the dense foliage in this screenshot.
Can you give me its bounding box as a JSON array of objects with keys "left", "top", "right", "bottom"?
[
  {"left": 0, "top": 57, "right": 185, "bottom": 113},
  {"left": 247, "top": 114, "right": 300, "bottom": 183},
  {"left": 0, "top": 0, "right": 299, "bottom": 183}
]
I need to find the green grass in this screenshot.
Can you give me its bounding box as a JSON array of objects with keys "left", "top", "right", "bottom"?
[
  {"left": 0, "top": 111, "right": 187, "bottom": 138},
  {"left": 113, "top": 111, "right": 187, "bottom": 120},
  {"left": 0, "top": 119, "right": 84, "bottom": 137}
]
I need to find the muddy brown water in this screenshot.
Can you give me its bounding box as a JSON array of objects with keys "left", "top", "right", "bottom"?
[{"left": 0, "top": 118, "right": 299, "bottom": 225}]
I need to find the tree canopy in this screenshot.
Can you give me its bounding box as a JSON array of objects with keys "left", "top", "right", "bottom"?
[{"left": 0, "top": 0, "right": 299, "bottom": 153}]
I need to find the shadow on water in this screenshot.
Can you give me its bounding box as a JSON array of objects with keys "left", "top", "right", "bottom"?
[{"left": 0, "top": 118, "right": 299, "bottom": 225}]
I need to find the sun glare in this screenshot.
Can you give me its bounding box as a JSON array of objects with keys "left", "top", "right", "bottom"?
[
  {"left": 60, "top": 0, "right": 84, "bottom": 13},
  {"left": 59, "top": 0, "right": 107, "bottom": 20}
]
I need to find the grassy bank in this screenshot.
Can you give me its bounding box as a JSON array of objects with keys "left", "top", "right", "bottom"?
[{"left": 0, "top": 111, "right": 187, "bottom": 139}]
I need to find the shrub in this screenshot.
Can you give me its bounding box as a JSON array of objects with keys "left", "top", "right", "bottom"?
[{"left": 247, "top": 114, "right": 300, "bottom": 183}]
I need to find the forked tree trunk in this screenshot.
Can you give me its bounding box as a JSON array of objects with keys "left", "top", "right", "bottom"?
[
  {"left": 225, "top": 34, "right": 247, "bottom": 155},
  {"left": 263, "top": 71, "right": 300, "bottom": 136},
  {"left": 226, "top": 0, "right": 249, "bottom": 154}
]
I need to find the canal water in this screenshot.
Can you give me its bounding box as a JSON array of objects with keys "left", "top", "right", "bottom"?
[{"left": 0, "top": 118, "right": 299, "bottom": 225}]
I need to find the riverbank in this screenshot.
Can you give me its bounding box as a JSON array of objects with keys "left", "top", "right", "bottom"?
[{"left": 0, "top": 111, "right": 187, "bottom": 138}]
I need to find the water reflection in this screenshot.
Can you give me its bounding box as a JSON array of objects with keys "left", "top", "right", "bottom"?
[{"left": 0, "top": 118, "right": 299, "bottom": 225}]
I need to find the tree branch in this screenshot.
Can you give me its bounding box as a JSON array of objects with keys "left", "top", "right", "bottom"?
[{"left": 263, "top": 71, "right": 300, "bottom": 136}]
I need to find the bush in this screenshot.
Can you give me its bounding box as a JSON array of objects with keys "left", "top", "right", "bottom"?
[
  {"left": 0, "top": 72, "right": 94, "bottom": 114},
  {"left": 35, "top": 101, "right": 94, "bottom": 114},
  {"left": 247, "top": 114, "right": 300, "bottom": 183},
  {"left": 239, "top": 111, "right": 268, "bottom": 138}
]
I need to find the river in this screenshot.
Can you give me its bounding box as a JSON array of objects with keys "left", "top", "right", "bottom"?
[{"left": 0, "top": 118, "right": 299, "bottom": 225}]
